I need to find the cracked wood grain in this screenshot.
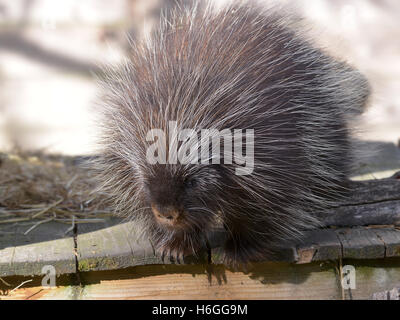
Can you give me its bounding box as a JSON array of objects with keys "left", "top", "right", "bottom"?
[{"left": 316, "top": 173, "right": 400, "bottom": 227}]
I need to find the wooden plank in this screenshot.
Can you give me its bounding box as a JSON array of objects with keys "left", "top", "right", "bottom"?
[
  {"left": 11, "top": 222, "right": 75, "bottom": 276},
  {"left": 11, "top": 238, "right": 75, "bottom": 277},
  {"left": 294, "top": 229, "right": 342, "bottom": 263},
  {"left": 0, "top": 247, "right": 15, "bottom": 277},
  {"left": 0, "top": 222, "right": 75, "bottom": 277},
  {"left": 79, "top": 260, "right": 400, "bottom": 300},
  {"left": 0, "top": 285, "right": 79, "bottom": 300},
  {"left": 336, "top": 228, "right": 385, "bottom": 259},
  {"left": 314, "top": 173, "right": 400, "bottom": 227},
  {"left": 371, "top": 287, "right": 400, "bottom": 300},
  {"left": 77, "top": 220, "right": 137, "bottom": 272},
  {"left": 321, "top": 199, "right": 400, "bottom": 227},
  {"left": 342, "top": 259, "right": 400, "bottom": 300},
  {"left": 369, "top": 228, "right": 400, "bottom": 258},
  {"left": 71, "top": 262, "right": 343, "bottom": 300},
  {"left": 122, "top": 222, "right": 170, "bottom": 266},
  {"left": 0, "top": 224, "right": 17, "bottom": 277},
  {"left": 3, "top": 264, "right": 339, "bottom": 300},
  {"left": 3, "top": 259, "right": 400, "bottom": 300},
  {"left": 77, "top": 218, "right": 208, "bottom": 272},
  {"left": 346, "top": 175, "right": 400, "bottom": 205}
]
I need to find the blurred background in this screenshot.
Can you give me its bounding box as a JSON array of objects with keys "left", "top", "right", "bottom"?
[{"left": 0, "top": 0, "right": 399, "bottom": 156}]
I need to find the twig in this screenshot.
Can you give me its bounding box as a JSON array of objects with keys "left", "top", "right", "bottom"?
[
  {"left": 9, "top": 279, "right": 33, "bottom": 293},
  {"left": 20, "top": 204, "right": 48, "bottom": 209},
  {"left": 53, "top": 208, "right": 89, "bottom": 217},
  {"left": 2, "top": 208, "right": 46, "bottom": 214},
  {"left": 31, "top": 198, "right": 63, "bottom": 219},
  {"left": 0, "top": 277, "right": 11, "bottom": 287},
  {"left": 65, "top": 174, "right": 78, "bottom": 189},
  {"left": 54, "top": 218, "right": 105, "bottom": 224},
  {"left": 24, "top": 217, "right": 54, "bottom": 235},
  {"left": 64, "top": 215, "right": 76, "bottom": 236},
  {"left": 0, "top": 217, "right": 31, "bottom": 224}
]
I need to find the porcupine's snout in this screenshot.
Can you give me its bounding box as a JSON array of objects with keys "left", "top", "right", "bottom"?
[{"left": 151, "top": 203, "right": 182, "bottom": 228}]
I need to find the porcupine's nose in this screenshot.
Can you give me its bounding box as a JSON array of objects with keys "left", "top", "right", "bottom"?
[{"left": 151, "top": 204, "right": 181, "bottom": 226}]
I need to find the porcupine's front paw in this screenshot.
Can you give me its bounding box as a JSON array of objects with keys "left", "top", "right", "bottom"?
[
  {"left": 156, "top": 237, "right": 203, "bottom": 264},
  {"left": 157, "top": 243, "right": 190, "bottom": 264}
]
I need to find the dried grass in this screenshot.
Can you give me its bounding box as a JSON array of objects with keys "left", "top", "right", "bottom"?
[{"left": 0, "top": 152, "right": 113, "bottom": 232}]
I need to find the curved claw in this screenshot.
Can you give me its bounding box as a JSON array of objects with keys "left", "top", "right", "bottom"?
[
  {"left": 155, "top": 238, "right": 203, "bottom": 264},
  {"left": 157, "top": 246, "right": 186, "bottom": 264},
  {"left": 160, "top": 249, "right": 166, "bottom": 263},
  {"left": 169, "top": 250, "right": 176, "bottom": 263},
  {"left": 175, "top": 252, "right": 181, "bottom": 264}
]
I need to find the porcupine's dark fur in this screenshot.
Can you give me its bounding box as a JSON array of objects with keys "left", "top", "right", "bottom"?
[{"left": 93, "top": 1, "right": 370, "bottom": 266}]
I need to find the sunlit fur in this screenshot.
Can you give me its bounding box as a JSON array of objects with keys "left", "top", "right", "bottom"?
[{"left": 92, "top": 1, "right": 370, "bottom": 265}]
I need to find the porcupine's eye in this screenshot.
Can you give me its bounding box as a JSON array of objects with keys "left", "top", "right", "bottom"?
[{"left": 185, "top": 178, "right": 197, "bottom": 189}]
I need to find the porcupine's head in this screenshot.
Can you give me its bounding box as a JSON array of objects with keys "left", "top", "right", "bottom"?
[{"left": 94, "top": 115, "right": 228, "bottom": 241}]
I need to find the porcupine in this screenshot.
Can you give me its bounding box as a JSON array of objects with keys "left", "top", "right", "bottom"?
[{"left": 93, "top": 1, "right": 370, "bottom": 266}]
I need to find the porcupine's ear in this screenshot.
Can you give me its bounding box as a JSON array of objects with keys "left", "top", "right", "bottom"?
[{"left": 334, "top": 61, "right": 371, "bottom": 116}]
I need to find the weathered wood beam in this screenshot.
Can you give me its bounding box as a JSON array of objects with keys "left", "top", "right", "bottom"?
[
  {"left": 316, "top": 173, "right": 400, "bottom": 227},
  {"left": 0, "top": 222, "right": 75, "bottom": 277}
]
